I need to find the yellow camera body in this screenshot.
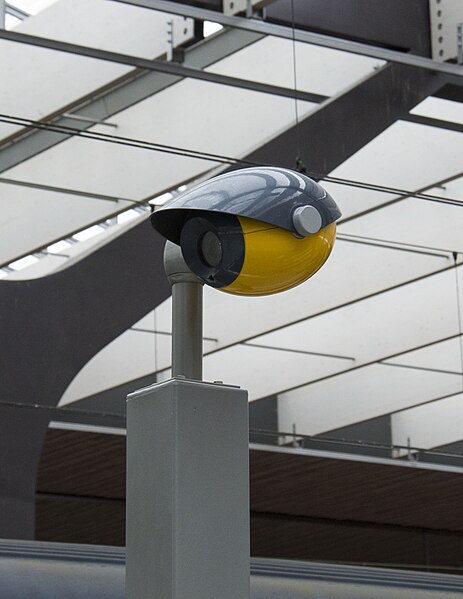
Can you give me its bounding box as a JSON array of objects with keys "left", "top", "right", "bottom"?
[{"left": 224, "top": 217, "right": 336, "bottom": 296}]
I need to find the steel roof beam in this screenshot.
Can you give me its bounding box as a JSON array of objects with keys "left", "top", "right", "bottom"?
[
  {"left": 0, "top": 177, "right": 132, "bottom": 204},
  {"left": 0, "top": 28, "right": 323, "bottom": 103},
  {"left": 0, "top": 26, "right": 459, "bottom": 177},
  {"left": 113, "top": 0, "right": 463, "bottom": 82},
  {"left": 0, "top": 27, "right": 322, "bottom": 174},
  {"left": 5, "top": 3, "right": 29, "bottom": 20},
  {"left": 244, "top": 63, "right": 445, "bottom": 177}
]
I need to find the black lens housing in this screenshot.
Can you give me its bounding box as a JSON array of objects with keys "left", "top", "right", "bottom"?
[{"left": 180, "top": 213, "right": 245, "bottom": 288}]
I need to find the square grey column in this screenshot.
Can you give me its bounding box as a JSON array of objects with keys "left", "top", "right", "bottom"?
[{"left": 126, "top": 377, "right": 250, "bottom": 599}]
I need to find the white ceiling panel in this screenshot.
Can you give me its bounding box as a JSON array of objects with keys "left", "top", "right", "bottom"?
[
  {"left": 253, "top": 267, "right": 460, "bottom": 371},
  {"left": 341, "top": 191, "right": 463, "bottom": 254},
  {"left": 391, "top": 392, "right": 463, "bottom": 450},
  {"left": 0, "top": 4, "right": 391, "bottom": 265},
  {"left": 0, "top": 181, "right": 135, "bottom": 262},
  {"left": 5, "top": 0, "right": 460, "bottom": 453},
  {"left": 0, "top": 0, "right": 194, "bottom": 140},
  {"left": 0, "top": 61, "right": 320, "bottom": 263},
  {"left": 202, "top": 344, "right": 349, "bottom": 401},
  {"left": 385, "top": 336, "right": 463, "bottom": 373},
  {"left": 4, "top": 86, "right": 315, "bottom": 197},
  {"left": 199, "top": 242, "right": 449, "bottom": 352},
  {"left": 411, "top": 97, "right": 463, "bottom": 125},
  {"left": 60, "top": 329, "right": 165, "bottom": 405},
  {"left": 322, "top": 181, "right": 392, "bottom": 221},
  {"left": 208, "top": 37, "right": 383, "bottom": 96},
  {"left": 8, "top": 0, "right": 59, "bottom": 15},
  {"left": 334, "top": 121, "right": 463, "bottom": 192},
  {"left": 60, "top": 326, "right": 217, "bottom": 405},
  {"left": 58, "top": 251, "right": 458, "bottom": 405},
  {"left": 329, "top": 121, "right": 463, "bottom": 222},
  {"left": 278, "top": 364, "right": 462, "bottom": 436}
]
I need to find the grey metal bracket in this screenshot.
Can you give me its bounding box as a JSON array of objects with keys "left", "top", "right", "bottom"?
[
  {"left": 166, "top": 16, "right": 193, "bottom": 63},
  {"left": 223, "top": 0, "right": 263, "bottom": 17},
  {"left": 223, "top": 0, "right": 247, "bottom": 16},
  {"left": 6, "top": 2, "right": 28, "bottom": 20},
  {"left": 62, "top": 113, "right": 118, "bottom": 128},
  {"left": 429, "top": 0, "right": 463, "bottom": 62},
  {"left": 166, "top": 19, "right": 184, "bottom": 63}
]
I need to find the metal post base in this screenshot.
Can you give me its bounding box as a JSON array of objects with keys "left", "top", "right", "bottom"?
[{"left": 126, "top": 377, "right": 250, "bottom": 599}]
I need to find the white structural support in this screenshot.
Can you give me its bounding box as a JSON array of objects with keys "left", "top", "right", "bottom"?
[
  {"left": 165, "top": 15, "right": 194, "bottom": 61},
  {"left": 222, "top": 0, "right": 246, "bottom": 15},
  {"left": 392, "top": 391, "right": 463, "bottom": 451},
  {"left": 429, "top": 0, "right": 463, "bottom": 62}
]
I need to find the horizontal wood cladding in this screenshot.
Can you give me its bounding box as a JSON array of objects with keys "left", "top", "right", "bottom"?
[
  {"left": 249, "top": 450, "right": 463, "bottom": 532},
  {"left": 36, "top": 429, "right": 463, "bottom": 570},
  {"left": 38, "top": 429, "right": 126, "bottom": 499}
]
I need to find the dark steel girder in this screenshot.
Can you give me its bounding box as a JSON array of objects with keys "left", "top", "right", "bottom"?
[
  {"left": 265, "top": 0, "right": 431, "bottom": 56},
  {"left": 0, "top": 218, "right": 170, "bottom": 538},
  {"left": 114, "top": 0, "right": 463, "bottom": 81},
  {"left": 243, "top": 62, "right": 445, "bottom": 177}
]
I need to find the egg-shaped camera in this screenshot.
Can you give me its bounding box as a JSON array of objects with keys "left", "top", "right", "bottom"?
[{"left": 151, "top": 166, "right": 341, "bottom": 296}]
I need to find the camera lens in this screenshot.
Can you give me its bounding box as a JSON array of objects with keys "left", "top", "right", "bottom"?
[
  {"left": 180, "top": 213, "right": 245, "bottom": 288},
  {"left": 200, "top": 231, "right": 222, "bottom": 267}
]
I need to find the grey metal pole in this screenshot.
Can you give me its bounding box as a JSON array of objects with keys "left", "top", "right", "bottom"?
[
  {"left": 171, "top": 282, "right": 202, "bottom": 379},
  {"left": 164, "top": 241, "right": 203, "bottom": 380}
]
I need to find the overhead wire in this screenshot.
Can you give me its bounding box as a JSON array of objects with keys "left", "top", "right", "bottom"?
[
  {"left": 0, "top": 113, "right": 463, "bottom": 209},
  {"left": 289, "top": 0, "right": 303, "bottom": 172},
  {"left": 0, "top": 113, "right": 253, "bottom": 167}
]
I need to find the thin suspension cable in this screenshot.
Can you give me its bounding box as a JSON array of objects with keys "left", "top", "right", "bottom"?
[
  {"left": 0, "top": 175, "right": 141, "bottom": 205},
  {"left": 153, "top": 307, "right": 158, "bottom": 381},
  {"left": 1, "top": 112, "right": 463, "bottom": 208},
  {"left": 0, "top": 114, "right": 249, "bottom": 167},
  {"left": 323, "top": 172, "right": 463, "bottom": 208},
  {"left": 290, "top": 0, "right": 302, "bottom": 168},
  {"left": 337, "top": 232, "right": 460, "bottom": 256},
  {"left": 453, "top": 252, "right": 463, "bottom": 391}
]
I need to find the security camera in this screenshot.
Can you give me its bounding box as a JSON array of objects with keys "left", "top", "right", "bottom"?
[{"left": 150, "top": 167, "right": 341, "bottom": 296}]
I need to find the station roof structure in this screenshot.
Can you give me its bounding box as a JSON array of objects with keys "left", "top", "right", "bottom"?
[{"left": 1, "top": 0, "right": 463, "bottom": 466}]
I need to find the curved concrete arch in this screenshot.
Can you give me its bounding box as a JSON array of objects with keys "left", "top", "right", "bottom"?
[{"left": 0, "top": 216, "right": 170, "bottom": 538}]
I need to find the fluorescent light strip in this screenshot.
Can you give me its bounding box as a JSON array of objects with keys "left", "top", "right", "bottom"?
[
  {"left": 0, "top": 185, "right": 184, "bottom": 275},
  {"left": 49, "top": 420, "right": 126, "bottom": 436}
]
